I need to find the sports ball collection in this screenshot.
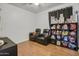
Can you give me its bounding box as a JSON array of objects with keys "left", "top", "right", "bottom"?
[{"left": 49, "top": 7, "right": 78, "bottom": 51}]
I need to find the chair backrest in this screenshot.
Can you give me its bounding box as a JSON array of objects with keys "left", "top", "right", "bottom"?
[
  {"left": 43, "top": 29, "right": 49, "bottom": 33},
  {"left": 35, "top": 28, "right": 41, "bottom": 34},
  {"left": 43, "top": 29, "right": 49, "bottom": 35}
]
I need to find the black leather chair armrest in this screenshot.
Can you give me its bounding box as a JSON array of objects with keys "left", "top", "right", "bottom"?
[{"left": 29, "top": 32, "right": 34, "bottom": 40}]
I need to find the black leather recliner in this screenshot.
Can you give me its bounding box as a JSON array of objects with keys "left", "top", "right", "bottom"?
[
  {"left": 29, "top": 28, "right": 41, "bottom": 41},
  {"left": 36, "top": 29, "right": 51, "bottom": 45}
]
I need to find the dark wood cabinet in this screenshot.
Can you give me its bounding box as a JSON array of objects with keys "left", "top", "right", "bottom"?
[{"left": 0, "top": 37, "right": 17, "bottom": 56}]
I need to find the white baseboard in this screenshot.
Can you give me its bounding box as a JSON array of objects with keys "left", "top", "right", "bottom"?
[{"left": 16, "top": 38, "right": 29, "bottom": 44}]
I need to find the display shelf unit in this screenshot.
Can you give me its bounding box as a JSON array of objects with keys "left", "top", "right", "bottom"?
[{"left": 48, "top": 6, "right": 78, "bottom": 51}]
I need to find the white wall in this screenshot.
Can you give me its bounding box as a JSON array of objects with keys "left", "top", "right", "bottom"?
[{"left": 0, "top": 3, "right": 36, "bottom": 43}]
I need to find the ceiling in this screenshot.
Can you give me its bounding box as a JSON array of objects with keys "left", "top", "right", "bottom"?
[{"left": 10, "top": 3, "right": 63, "bottom": 13}]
